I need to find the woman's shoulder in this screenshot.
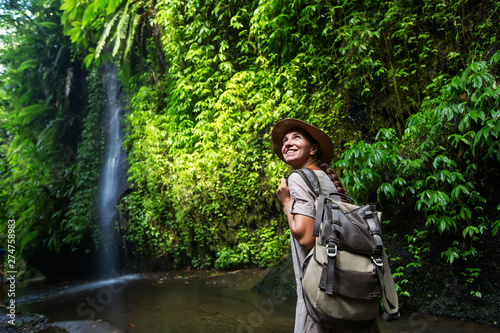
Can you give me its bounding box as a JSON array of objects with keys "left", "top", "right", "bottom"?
[
  {"left": 288, "top": 171, "right": 308, "bottom": 187},
  {"left": 288, "top": 169, "right": 321, "bottom": 185},
  {"left": 288, "top": 169, "right": 336, "bottom": 192},
  {"left": 313, "top": 169, "right": 338, "bottom": 193}
]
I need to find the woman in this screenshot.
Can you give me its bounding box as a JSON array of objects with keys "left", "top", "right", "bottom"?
[{"left": 272, "top": 119, "right": 379, "bottom": 333}]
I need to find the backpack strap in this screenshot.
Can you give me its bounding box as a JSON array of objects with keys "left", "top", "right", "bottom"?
[
  {"left": 365, "top": 210, "right": 383, "bottom": 256},
  {"left": 327, "top": 192, "right": 358, "bottom": 206},
  {"left": 378, "top": 249, "right": 400, "bottom": 321},
  {"left": 291, "top": 168, "right": 320, "bottom": 196},
  {"left": 290, "top": 169, "right": 359, "bottom": 205},
  {"left": 291, "top": 169, "right": 339, "bottom": 295},
  {"left": 364, "top": 211, "right": 399, "bottom": 320}
]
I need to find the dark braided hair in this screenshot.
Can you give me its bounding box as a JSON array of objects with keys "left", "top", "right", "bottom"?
[
  {"left": 314, "top": 157, "right": 347, "bottom": 196},
  {"left": 297, "top": 127, "right": 348, "bottom": 198}
]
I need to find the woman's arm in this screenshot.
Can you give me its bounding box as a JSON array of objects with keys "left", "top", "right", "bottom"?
[{"left": 277, "top": 178, "right": 315, "bottom": 251}]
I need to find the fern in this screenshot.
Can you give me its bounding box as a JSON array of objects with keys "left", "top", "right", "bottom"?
[
  {"left": 17, "top": 59, "right": 38, "bottom": 72},
  {"left": 95, "top": 9, "right": 122, "bottom": 59},
  {"left": 17, "top": 103, "right": 52, "bottom": 124},
  {"left": 124, "top": 11, "right": 141, "bottom": 58},
  {"left": 112, "top": 13, "right": 131, "bottom": 56},
  {"left": 111, "top": 0, "right": 132, "bottom": 56}
]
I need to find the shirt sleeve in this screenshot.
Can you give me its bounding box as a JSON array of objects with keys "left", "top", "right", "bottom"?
[{"left": 288, "top": 172, "right": 316, "bottom": 219}]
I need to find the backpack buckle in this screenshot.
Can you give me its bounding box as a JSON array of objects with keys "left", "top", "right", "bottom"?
[
  {"left": 326, "top": 243, "right": 337, "bottom": 257},
  {"left": 371, "top": 256, "right": 383, "bottom": 267}
]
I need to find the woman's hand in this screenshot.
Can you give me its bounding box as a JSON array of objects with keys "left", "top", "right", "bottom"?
[{"left": 276, "top": 178, "right": 291, "bottom": 205}]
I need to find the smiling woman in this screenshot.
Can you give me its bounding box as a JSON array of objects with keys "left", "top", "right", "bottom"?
[{"left": 271, "top": 119, "right": 367, "bottom": 333}]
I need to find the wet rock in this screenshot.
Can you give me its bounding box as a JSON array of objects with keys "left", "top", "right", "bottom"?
[{"left": 252, "top": 260, "right": 297, "bottom": 299}]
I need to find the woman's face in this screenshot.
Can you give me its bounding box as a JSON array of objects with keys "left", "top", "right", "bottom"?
[{"left": 281, "top": 128, "right": 318, "bottom": 169}]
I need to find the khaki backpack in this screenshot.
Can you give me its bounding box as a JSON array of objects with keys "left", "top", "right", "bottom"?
[{"left": 292, "top": 168, "right": 399, "bottom": 330}]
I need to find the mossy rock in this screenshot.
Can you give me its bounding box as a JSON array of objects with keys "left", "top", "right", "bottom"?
[{"left": 252, "top": 259, "right": 297, "bottom": 299}]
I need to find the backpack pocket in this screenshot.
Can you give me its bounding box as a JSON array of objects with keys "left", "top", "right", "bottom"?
[
  {"left": 302, "top": 252, "right": 380, "bottom": 328},
  {"left": 319, "top": 250, "right": 382, "bottom": 300}
]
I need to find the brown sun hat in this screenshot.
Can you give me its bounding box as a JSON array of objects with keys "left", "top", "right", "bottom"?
[{"left": 271, "top": 118, "right": 334, "bottom": 164}]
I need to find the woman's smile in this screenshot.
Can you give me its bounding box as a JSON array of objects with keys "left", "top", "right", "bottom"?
[
  {"left": 283, "top": 146, "right": 298, "bottom": 156},
  {"left": 281, "top": 129, "right": 318, "bottom": 169}
]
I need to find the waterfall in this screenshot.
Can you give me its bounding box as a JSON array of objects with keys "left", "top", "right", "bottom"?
[{"left": 95, "top": 62, "right": 127, "bottom": 277}]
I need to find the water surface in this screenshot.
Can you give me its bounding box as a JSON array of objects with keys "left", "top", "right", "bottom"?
[
  {"left": 13, "top": 270, "right": 500, "bottom": 333},
  {"left": 16, "top": 270, "right": 294, "bottom": 332}
]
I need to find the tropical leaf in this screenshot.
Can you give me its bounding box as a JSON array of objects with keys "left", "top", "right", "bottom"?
[
  {"left": 95, "top": 10, "right": 122, "bottom": 59},
  {"left": 17, "top": 59, "right": 38, "bottom": 72},
  {"left": 112, "top": 12, "right": 130, "bottom": 56},
  {"left": 36, "top": 21, "right": 57, "bottom": 29},
  {"left": 124, "top": 11, "right": 140, "bottom": 57},
  {"left": 107, "top": 0, "right": 124, "bottom": 15},
  {"left": 17, "top": 103, "right": 52, "bottom": 124}
]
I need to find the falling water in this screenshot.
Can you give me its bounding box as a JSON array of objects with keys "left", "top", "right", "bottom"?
[{"left": 95, "top": 62, "right": 127, "bottom": 277}]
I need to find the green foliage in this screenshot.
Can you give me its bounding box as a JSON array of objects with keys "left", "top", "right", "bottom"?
[
  {"left": 62, "top": 68, "right": 105, "bottom": 249},
  {"left": 462, "top": 267, "right": 482, "bottom": 298},
  {"left": 0, "top": 1, "right": 105, "bottom": 266},
  {"left": 103, "top": 0, "right": 500, "bottom": 271},
  {"left": 337, "top": 54, "right": 500, "bottom": 296},
  {"left": 214, "top": 221, "right": 290, "bottom": 270},
  {"left": 60, "top": 0, "right": 160, "bottom": 68},
  {"left": 391, "top": 258, "right": 410, "bottom": 298},
  {"left": 0, "top": 0, "right": 78, "bottom": 255},
  {"left": 3, "top": 0, "right": 500, "bottom": 296}
]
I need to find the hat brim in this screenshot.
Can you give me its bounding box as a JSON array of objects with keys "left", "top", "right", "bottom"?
[{"left": 271, "top": 118, "right": 334, "bottom": 164}]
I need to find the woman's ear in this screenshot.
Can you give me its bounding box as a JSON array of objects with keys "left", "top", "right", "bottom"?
[{"left": 311, "top": 143, "right": 319, "bottom": 155}]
